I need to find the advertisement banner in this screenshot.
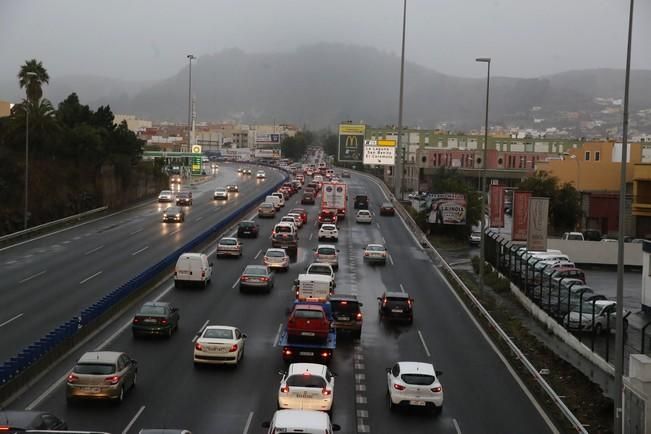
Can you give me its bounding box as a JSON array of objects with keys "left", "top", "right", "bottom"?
[
  {"left": 527, "top": 197, "right": 550, "bottom": 251},
  {"left": 338, "top": 124, "right": 366, "bottom": 162},
  {"left": 428, "top": 193, "right": 467, "bottom": 225},
  {"left": 363, "top": 140, "right": 396, "bottom": 165},
  {"left": 254, "top": 149, "right": 281, "bottom": 159},
  {"left": 489, "top": 185, "right": 505, "bottom": 228},
  {"left": 255, "top": 133, "right": 281, "bottom": 145},
  {"left": 511, "top": 191, "right": 531, "bottom": 241},
  {"left": 191, "top": 144, "right": 202, "bottom": 175}
]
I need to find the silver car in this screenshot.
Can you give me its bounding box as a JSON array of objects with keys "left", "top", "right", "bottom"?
[
  {"left": 263, "top": 248, "right": 290, "bottom": 272},
  {"left": 313, "top": 245, "right": 339, "bottom": 271},
  {"left": 66, "top": 351, "right": 137, "bottom": 403},
  {"left": 216, "top": 237, "right": 242, "bottom": 258}
]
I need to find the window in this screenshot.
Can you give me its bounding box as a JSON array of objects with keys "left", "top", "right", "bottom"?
[
  {"left": 421, "top": 156, "right": 427, "bottom": 163},
  {"left": 585, "top": 151, "right": 591, "bottom": 161},
  {"left": 595, "top": 151, "right": 600, "bottom": 161}
]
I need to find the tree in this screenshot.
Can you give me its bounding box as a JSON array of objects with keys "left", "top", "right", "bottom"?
[
  {"left": 281, "top": 131, "right": 312, "bottom": 160},
  {"left": 18, "top": 59, "right": 50, "bottom": 103},
  {"left": 322, "top": 132, "right": 338, "bottom": 160}
]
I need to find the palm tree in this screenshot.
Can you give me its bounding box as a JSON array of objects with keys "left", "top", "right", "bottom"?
[{"left": 18, "top": 59, "right": 50, "bottom": 103}]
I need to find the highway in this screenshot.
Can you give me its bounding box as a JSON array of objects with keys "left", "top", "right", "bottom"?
[
  {"left": 0, "top": 164, "right": 285, "bottom": 363},
  {"left": 6, "top": 169, "right": 557, "bottom": 434}
]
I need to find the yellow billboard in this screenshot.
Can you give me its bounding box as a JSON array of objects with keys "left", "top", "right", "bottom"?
[{"left": 338, "top": 124, "right": 366, "bottom": 135}]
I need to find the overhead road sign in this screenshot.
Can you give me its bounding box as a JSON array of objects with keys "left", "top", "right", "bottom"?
[{"left": 363, "top": 140, "right": 396, "bottom": 166}]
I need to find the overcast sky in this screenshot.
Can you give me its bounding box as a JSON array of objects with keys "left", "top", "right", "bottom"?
[{"left": 1, "top": 0, "right": 649, "bottom": 83}]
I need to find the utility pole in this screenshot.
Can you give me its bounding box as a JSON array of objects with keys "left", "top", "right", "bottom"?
[
  {"left": 394, "top": 0, "right": 407, "bottom": 199},
  {"left": 186, "top": 54, "right": 195, "bottom": 181},
  {"left": 476, "top": 57, "right": 491, "bottom": 297}
]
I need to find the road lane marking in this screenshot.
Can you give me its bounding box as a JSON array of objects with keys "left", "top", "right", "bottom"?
[
  {"left": 0, "top": 313, "right": 24, "bottom": 328},
  {"left": 129, "top": 228, "right": 144, "bottom": 236},
  {"left": 381, "top": 236, "right": 386, "bottom": 244},
  {"left": 309, "top": 233, "right": 313, "bottom": 240},
  {"left": 194, "top": 216, "right": 203, "bottom": 221},
  {"left": 79, "top": 271, "right": 102, "bottom": 284},
  {"left": 388, "top": 254, "right": 394, "bottom": 265},
  {"left": 254, "top": 249, "right": 262, "bottom": 260},
  {"left": 193, "top": 319, "right": 211, "bottom": 343},
  {"left": 242, "top": 411, "right": 254, "bottom": 434},
  {"left": 131, "top": 246, "right": 149, "bottom": 256},
  {"left": 122, "top": 405, "right": 145, "bottom": 434},
  {"left": 376, "top": 223, "right": 380, "bottom": 229},
  {"left": 18, "top": 270, "right": 47, "bottom": 284},
  {"left": 232, "top": 278, "right": 240, "bottom": 289},
  {"left": 399, "top": 283, "right": 405, "bottom": 293},
  {"left": 418, "top": 330, "right": 431, "bottom": 358},
  {"left": 453, "top": 418, "right": 462, "bottom": 434},
  {"left": 273, "top": 323, "right": 283, "bottom": 347},
  {"left": 169, "top": 228, "right": 182, "bottom": 235},
  {"left": 84, "top": 245, "right": 104, "bottom": 255}
]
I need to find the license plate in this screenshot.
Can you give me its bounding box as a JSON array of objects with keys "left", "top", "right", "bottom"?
[
  {"left": 178, "top": 270, "right": 190, "bottom": 275},
  {"left": 337, "top": 316, "right": 350, "bottom": 321},
  {"left": 84, "top": 387, "right": 100, "bottom": 393},
  {"left": 299, "top": 351, "right": 314, "bottom": 356},
  {"left": 144, "top": 319, "right": 157, "bottom": 323},
  {"left": 391, "top": 309, "right": 403, "bottom": 313},
  {"left": 301, "top": 332, "right": 315, "bottom": 336},
  {"left": 410, "top": 400, "right": 427, "bottom": 406}
]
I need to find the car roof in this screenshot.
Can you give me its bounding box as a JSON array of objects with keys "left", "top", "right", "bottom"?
[
  {"left": 266, "top": 248, "right": 287, "bottom": 255},
  {"left": 398, "top": 361, "right": 436, "bottom": 375},
  {"left": 298, "top": 273, "right": 332, "bottom": 282},
  {"left": 239, "top": 220, "right": 256, "bottom": 224},
  {"left": 204, "top": 325, "right": 236, "bottom": 332},
  {"left": 321, "top": 223, "right": 337, "bottom": 228},
  {"left": 308, "top": 262, "right": 333, "bottom": 269},
  {"left": 220, "top": 237, "right": 238, "bottom": 242},
  {"left": 272, "top": 410, "right": 330, "bottom": 430},
  {"left": 244, "top": 265, "right": 268, "bottom": 272},
  {"left": 166, "top": 206, "right": 181, "bottom": 211},
  {"left": 78, "top": 351, "right": 122, "bottom": 364},
  {"left": 366, "top": 243, "right": 385, "bottom": 248},
  {"left": 142, "top": 301, "right": 170, "bottom": 308},
  {"left": 291, "top": 208, "right": 306, "bottom": 212},
  {"left": 293, "top": 304, "right": 325, "bottom": 311},
  {"left": 179, "top": 253, "right": 205, "bottom": 259},
  {"left": 329, "top": 293, "right": 359, "bottom": 302},
  {"left": 384, "top": 291, "right": 409, "bottom": 299},
  {"left": 287, "top": 362, "right": 328, "bottom": 377},
  {"left": 357, "top": 209, "right": 371, "bottom": 213},
  {"left": 317, "top": 244, "right": 337, "bottom": 249},
  {"left": 0, "top": 411, "right": 54, "bottom": 427}
]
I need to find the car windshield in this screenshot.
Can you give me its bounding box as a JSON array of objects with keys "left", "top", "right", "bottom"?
[
  {"left": 286, "top": 374, "right": 327, "bottom": 388},
  {"left": 318, "top": 247, "right": 336, "bottom": 255},
  {"left": 138, "top": 305, "right": 166, "bottom": 315},
  {"left": 177, "top": 192, "right": 189, "bottom": 198},
  {"left": 309, "top": 265, "right": 330, "bottom": 275},
  {"left": 294, "top": 309, "right": 324, "bottom": 319},
  {"left": 216, "top": 189, "right": 226, "bottom": 193},
  {"left": 261, "top": 203, "right": 273, "bottom": 208},
  {"left": 332, "top": 300, "right": 359, "bottom": 314},
  {"left": 244, "top": 266, "right": 267, "bottom": 276},
  {"left": 240, "top": 222, "right": 255, "bottom": 228},
  {"left": 73, "top": 363, "right": 116, "bottom": 375},
  {"left": 161, "top": 191, "right": 172, "bottom": 195},
  {"left": 276, "top": 226, "right": 292, "bottom": 233},
  {"left": 203, "top": 328, "right": 233, "bottom": 339},
  {"left": 382, "top": 203, "right": 393, "bottom": 208},
  {"left": 322, "top": 225, "right": 336, "bottom": 230},
  {"left": 367, "top": 245, "right": 384, "bottom": 251},
  {"left": 266, "top": 250, "right": 285, "bottom": 258},
  {"left": 401, "top": 374, "right": 435, "bottom": 385},
  {"left": 166, "top": 207, "right": 180, "bottom": 213},
  {"left": 220, "top": 239, "right": 237, "bottom": 245},
  {"left": 358, "top": 211, "right": 370, "bottom": 216}
]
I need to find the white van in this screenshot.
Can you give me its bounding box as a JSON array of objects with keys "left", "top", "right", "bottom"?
[
  {"left": 266, "top": 195, "right": 282, "bottom": 210},
  {"left": 272, "top": 192, "right": 286, "bottom": 207},
  {"left": 295, "top": 274, "right": 333, "bottom": 301},
  {"left": 174, "top": 253, "right": 212, "bottom": 288},
  {"left": 262, "top": 410, "right": 340, "bottom": 434}
]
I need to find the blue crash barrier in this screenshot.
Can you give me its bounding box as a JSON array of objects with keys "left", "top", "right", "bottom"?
[{"left": 0, "top": 165, "right": 288, "bottom": 386}]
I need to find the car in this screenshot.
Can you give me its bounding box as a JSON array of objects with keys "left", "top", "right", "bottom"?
[
  {"left": 174, "top": 253, "right": 212, "bottom": 288},
  {"left": 226, "top": 184, "right": 239, "bottom": 193},
  {"left": 306, "top": 263, "right": 335, "bottom": 281},
  {"left": 193, "top": 325, "right": 246, "bottom": 366},
  {"left": 66, "top": 351, "right": 138, "bottom": 403},
  {"left": 237, "top": 168, "right": 243, "bottom": 173},
  {"left": 355, "top": 209, "right": 373, "bottom": 224},
  {"left": 170, "top": 174, "right": 182, "bottom": 184},
  {"left": 386, "top": 362, "right": 443, "bottom": 413},
  {"left": 563, "top": 300, "right": 629, "bottom": 333},
  {"left": 363, "top": 243, "right": 388, "bottom": 265},
  {"left": 302, "top": 191, "right": 316, "bottom": 204},
  {"left": 286, "top": 213, "right": 304, "bottom": 228},
  {"left": 287, "top": 304, "right": 332, "bottom": 341},
  {"left": 380, "top": 202, "right": 396, "bottom": 216},
  {"left": 0, "top": 411, "right": 67, "bottom": 431},
  {"left": 469, "top": 231, "right": 481, "bottom": 246},
  {"left": 132, "top": 301, "right": 180, "bottom": 338},
  {"left": 256, "top": 170, "right": 266, "bottom": 179},
  {"left": 280, "top": 216, "right": 298, "bottom": 230},
  {"left": 216, "top": 237, "right": 243, "bottom": 258},
  {"left": 162, "top": 206, "right": 185, "bottom": 223},
  {"left": 158, "top": 190, "right": 175, "bottom": 202},
  {"left": 378, "top": 292, "right": 414, "bottom": 323},
  {"left": 237, "top": 220, "right": 259, "bottom": 238},
  {"left": 290, "top": 208, "right": 308, "bottom": 224},
  {"left": 262, "top": 410, "right": 340, "bottom": 433},
  {"left": 342, "top": 171, "right": 350, "bottom": 178},
  {"left": 330, "top": 294, "right": 363, "bottom": 338},
  {"left": 277, "top": 363, "right": 336, "bottom": 413},
  {"left": 258, "top": 202, "right": 277, "bottom": 218},
  {"left": 353, "top": 194, "right": 368, "bottom": 209},
  {"left": 175, "top": 191, "right": 193, "bottom": 206},
  {"left": 213, "top": 188, "right": 228, "bottom": 200},
  {"left": 318, "top": 223, "right": 339, "bottom": 241},
  {"left": 318, "top": 210, "right": 338, "bottom": 225},
  {"left": 313, "top": 244, "right": 339, "bottom": 270},
  {"left": 272, "top": 192, "right": 286, "bottom": 207},
  {"left": 279, "top": 188, "right": 291, "bottom": 200},
  {"left": 240, "top": 264, "right": 274, "bottom": 293},
  {"left": 272, "top": 223, "right": 299, "bottom": 256},
  {"left": 264, "top": 248, "right": 290, "bottom": 272},
  {"left": 244, "top": 168, "right": 252, "bottom": 175}
]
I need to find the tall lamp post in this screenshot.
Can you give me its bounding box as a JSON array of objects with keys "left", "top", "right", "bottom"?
[
  {"left": 394, "top": 0, "right": 407, "bottom": 198},
  {"left": 186, "top": 54, "right": 195, "bottom": 177},
  {"left": 476, "top": 57, "right": 491, "bottom": 296},
  {"left": 614, "top": 0, "right": 635, "bottom": 432},
  {"left": 23, "top": 71, "right": 37, "bottom": 230}
]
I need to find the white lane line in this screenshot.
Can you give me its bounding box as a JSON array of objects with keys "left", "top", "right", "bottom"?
[
  {"left": 84, "top": 245, "right": 104, "bottom": 255},
  {"left": 309, "top": 233, "right": 313, "bottom": 240},
  {"left": 399, "top": 283, "right": 405, "bottom": 293},
  {"left": 194, "top": 216, "right": 203, "bottom": 221},
  {"left": 0, "top": 313, "right": 24, "bottom": 328},
  {"left": 18, "top": 270, "right": 47, "bottom": 284},
  {"left": 169, "top": 228, "right": 182, "bottom": 235},
  {"left": 418, "top": 330, "right": 431, "bottom": 358},
  {"left": 129, "top": 228, "right": 144, "bottom": 236},
  {"left": 254, "top": 249, "right": 262, "bottom": 260},
  {"left": 242, "top": 411, "right": 254, "bottom": 434},
  {"left": 79, "top": 271, "right": 102, "bottom": 284},
  {"left": 381, "top": 236, "right": 386, "bottom": 244},
  {"left": 121, "top": 405, "right": 146, "bottom": 434},
  {"left": 388, "top": 254, "right": 394, "bottom": 266},
  {"left": 453, "top": 418, "right": 462, "bottom": 434},
  {"left": 131, "top": 246, "right": 149, "bottom": 256},
  {"left": 232, "top": 278, "right": 240, "bottom": 289},
  {"left": 273, "top": 323, "right": 283, "bottom": 347},
  {"left": 193, "top": 319, "right": 211, "bottom": 343},
  {"left": 376, "top": 222, "right": 380, "bottom": 229}
]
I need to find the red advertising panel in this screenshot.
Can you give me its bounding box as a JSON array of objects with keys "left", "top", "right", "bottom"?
[
  {"left": 489, "top": 185, "right": 505, "bottom": 228},
  {"left": 512, "top": 191, "right": 532, "bottom": 241}
]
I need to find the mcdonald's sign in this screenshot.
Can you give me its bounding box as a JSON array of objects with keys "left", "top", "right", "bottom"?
[{"left": 338, "top": 124, "right": 365, "bottom": 162}]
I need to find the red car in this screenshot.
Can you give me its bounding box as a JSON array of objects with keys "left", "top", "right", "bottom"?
[
  {"left": 318, "top": 210, "right": 338, "bottom": 225},
  {"left": 287, "top": 304, "right": 331, "bottom": 340},
  {"left": 290, "top": 208, "right": 308, "bottom": 224}
]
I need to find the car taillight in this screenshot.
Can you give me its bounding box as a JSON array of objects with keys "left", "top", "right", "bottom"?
[
  {"left": 382, "top": 298, "right": 388, "bottom": 306},
  {"left": 280, "top": 385, "right": 290, "bottom": 393},
  {"left": 364, "top": 252, "right": 369, "bottom": 256},
  {"left": 283, "top": 348, "right": 292, "bottom": 356},
  {"left": 195, "top": 343, "right": 203, "bottom": 351},
  {"left": 67, "top": 374, "right": 79, "bottom": 383},
  {"left": 105, "top": 375, "right": 121, "bottom": 385},
  {"left": 393, "top": 384, "right": 406, "bottom": 391},
  {"left": 431, "top": 386, "right": 442, "bottom": 393},
  {"left": 160, "top": 319, "right": 169, "bottom": 325},
  {"left": 260, "top": 277, "right": 269, "bottom": 281},
  {"left": 229, "top": 344, "right": 238, "bottom": 352},
  {"left": 322, "top": 388, "right": 332, "bottom": 396},
  {"left": 201, "top": 271, "right": 205, "bottom": 278},
  {"left": 132, "top": 317, "right": 140, "bottom": 324},
  {"left": 356, "top": 312, "right": 363, "bottom": 321},
  {"left": 241, "top": 275, "right": 249, "bottom": 281},
  {"left": 408, "top": 299, "right": 413, "bottom": 309},
  {"left": 321, "top": 351, "right": 330, "bottom": 358}
]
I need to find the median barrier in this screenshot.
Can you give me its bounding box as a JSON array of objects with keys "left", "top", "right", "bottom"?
[{"left": 0, "top": 164, "right": 289, "bottom": 403}]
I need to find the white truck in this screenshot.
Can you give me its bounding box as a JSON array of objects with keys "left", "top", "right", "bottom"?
[
  {"left": 321, "top": 182, "right": 348, "bottom": 219},
  {"left": 294, "top": 274, "right": 333, "bottom": 301}
]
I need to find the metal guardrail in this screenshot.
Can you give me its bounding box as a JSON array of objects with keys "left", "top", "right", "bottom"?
[
  {"left": 0, "top": 206, "right": 109, "bottom": 243},
  {"left": 0, "top": 164, "right": 288, "bottom": 398},
  {"left": 349, "top": 169, "right": 587, "bottom": 434}
]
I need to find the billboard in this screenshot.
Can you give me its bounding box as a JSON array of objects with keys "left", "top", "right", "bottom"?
[
  {"left": 489, "top": 185, "right": 505, "bottom": 228},
  {"left": 191, "top": 144, "right": 202, "bottom": 175},
  {"left": 255, "top": 133, "right": 281, "bottom": 145},
  {"left": 428, "top": 193, "right": 467, "bottom": 225},
  {"left": 338, "top": 124, "right": 366, "bottom": 162},
  {"left": 527, "top": 197, "right": 550, "bottom": 251},
  {"left": 363, "top": 139, "right": 396, "bottom": 166},
  {"left": 511, "top": 191, "right": 531, "bottom": 241},
  {"left": 254, "top": 149, "right": 281, "bottom": 159}
]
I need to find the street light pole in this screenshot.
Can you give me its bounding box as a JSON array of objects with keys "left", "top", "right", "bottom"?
[
  {"left": 23, "top": 71, "right": 37, "bottom": 230},
  {"left": 614, "top": 0, "right": 635, "bottom": 432},
  {"left": 394, "top": 0, "right": 407, "bottom": 199},
  {"left": 186, "top": 54, "right": 195, "bottom": 179},
  {"left": 476, "top": 57, "right": 491, "bottom": 296}
]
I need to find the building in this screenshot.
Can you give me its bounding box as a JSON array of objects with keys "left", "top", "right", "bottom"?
[
  {"left": 114, "top": 114, "right": 152, "bottom": 132},
  {"left": 0, "top": 100, "right": 11, "bottom": 118}
]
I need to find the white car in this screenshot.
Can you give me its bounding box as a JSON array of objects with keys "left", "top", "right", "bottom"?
[
  {"left": 306, "top": 263, "right": 335, "bottom": 280},
  {"left": 563, "top": 300, "right": 629, "bottom": 334},
  {"left": 318, "top": 224, "right": 339, "bottom": 241},
  {"left": 356, "top": 209, "right": 373, "bottom": 224},
  {"left": 158, "top": 190, "right": 174, "bottom": 202},
  {"left": 313, "top": 245, "right": 339, "bottom": 271},
  {"left": 272, "top": 192, "right": 286, "bottom": 207},
  {"left": 286, "top": 213, "right": 304, "bottom": 228},
  {"left": 256, "top": 170, "right": 266, "bottom": 179},
  {"left": 363, "top": 243, "right": 388, "bottom": 265},
  {"left": 264, "top": 248, "right": 290, "bottom": 272},
  {"left": 278, "top": 363, "right": 335, "bottom": 413},
  {"left": 194, "top": 325, "right": 246, "bottom": 366},
  {"left": 387, "top": 362, "right": 443, "bottom": 413},
  {"left": 213, "top": 188, "right": 228, "bottom": 200},
  {"left": 280, "top": 216, "right": 298, "bottom": 230},
  {"left": 216, "top": 237, "right": 242, "bottom": 258}
]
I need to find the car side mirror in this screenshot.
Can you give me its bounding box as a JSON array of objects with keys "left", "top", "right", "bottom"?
[
  {"left": 131, "top": 360, "right": 138, "bottom": 365},
  {"left": 332, "top": 424, "right": 341, "bottom": 431},
  {"left": 278, "top": 370, "right": 286, "bottom": 376},
  {"left": 385, "top": 367, "right": 391, "bottom": 373},
  {"left": 242, "top": 334, "right": 248, "bottom": 339},
  {"left": 261, "top": 422, "right": 270, "bottom": 428},
  {"left": 436, "top": 370, "right": 443, "bottom": 376},
  {"left": 359, "top": 303, "right": 363, "bottom": 307},
  {"left": 336, "top": 249, "right": 340, "bottom": 252},
  {"left": 377, "top": 297, "right": 382, "bottom": 301},
  {"left": 210, "top": 262, "right": 214, "bottom": 267}
]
